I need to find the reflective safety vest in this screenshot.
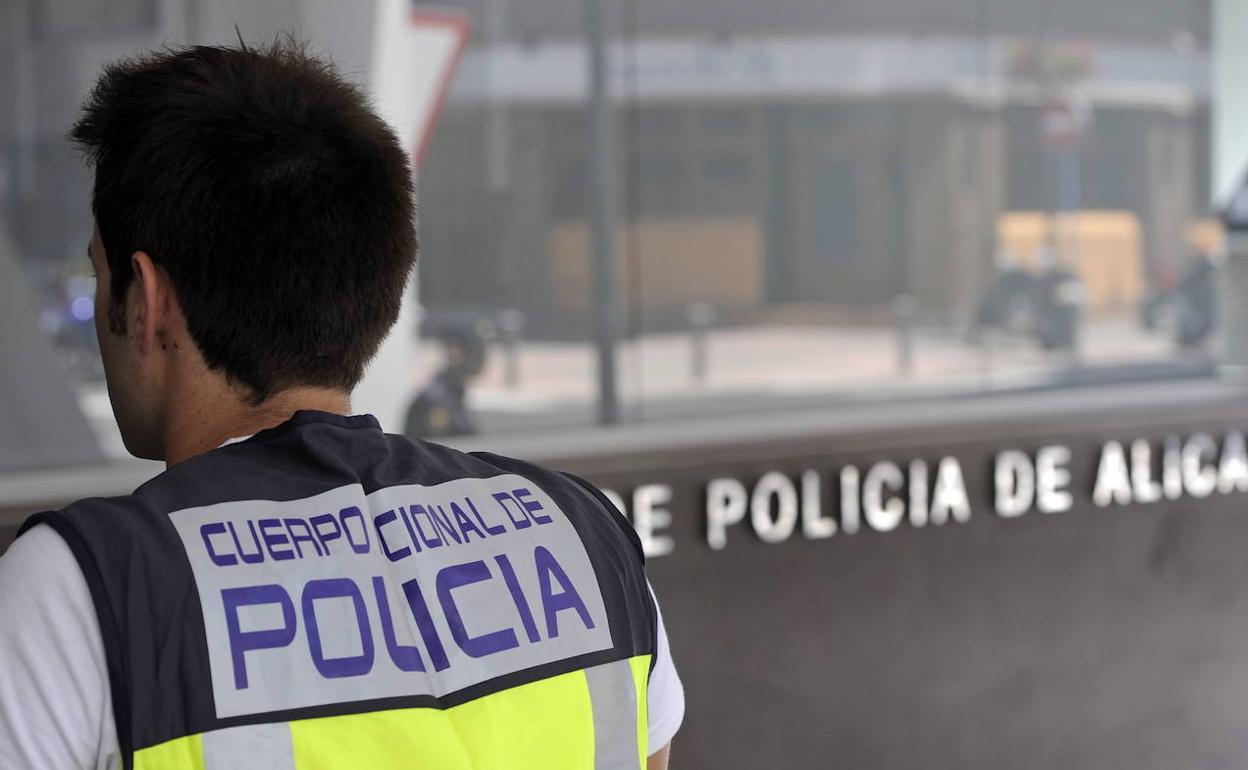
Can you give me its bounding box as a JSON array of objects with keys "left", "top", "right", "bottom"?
[{"left": 20, "top": 412, "right": 656, "bottom": 770}]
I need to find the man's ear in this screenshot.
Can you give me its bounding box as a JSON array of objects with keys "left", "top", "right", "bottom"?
[{"left": 129, "top": 251, "right": 173, "bottom": 354}]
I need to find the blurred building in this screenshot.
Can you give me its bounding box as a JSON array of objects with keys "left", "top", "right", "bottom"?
[
  {"left": 0, "top": 0, "right": 1211, "bottom": 330},
  {"left": 420, "top": 0, "right": 1210, "bottom": 332}
]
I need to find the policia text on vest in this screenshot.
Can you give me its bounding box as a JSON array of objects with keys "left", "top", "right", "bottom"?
[{"left": 177, "top": 476, "right": 609, "bottom": 716}]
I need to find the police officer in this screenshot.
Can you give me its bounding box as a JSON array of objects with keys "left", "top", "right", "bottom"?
[{"left": 0, "top": 40, "right": 682, "bottom": 769}]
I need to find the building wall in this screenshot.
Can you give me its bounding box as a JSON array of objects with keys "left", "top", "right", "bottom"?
[
  {"left": 419, "top": 95, "right": 1194, "bottom": 333},
  {"left": 528, "top": 382, "right": 1248, "bottom": 770}
]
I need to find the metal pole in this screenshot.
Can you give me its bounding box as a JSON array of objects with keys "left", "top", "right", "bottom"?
[
  {"left": 584, "top": 0, "right": 619, "bottom": 424},
  {"left": 498, "top": 308, "right": 524, "bottom": 389},
  {"left": 893, "top": 293, "right": 917, "bottom": 376},
  {"left": 687, "top": 302, "right": 715, "bottom": 385}
]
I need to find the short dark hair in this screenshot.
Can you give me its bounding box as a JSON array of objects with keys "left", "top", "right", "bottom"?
[{"left": 72, "top": 39, "right": 417, "bottom": 403}]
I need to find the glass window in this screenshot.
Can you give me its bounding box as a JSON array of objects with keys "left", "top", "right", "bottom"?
[{"left": 0, "top": 0, "right": 1220, "bottom": 443}]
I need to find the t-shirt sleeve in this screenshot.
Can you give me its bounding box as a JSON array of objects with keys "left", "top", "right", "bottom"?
[
  {"left": 0, "top": 524, "right": 118, "bottom": 770},
  {"left": 646, "top": 581, "right": 685, "bottom": 753}
]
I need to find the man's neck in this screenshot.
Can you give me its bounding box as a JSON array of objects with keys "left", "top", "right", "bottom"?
[{"left": 162, "top": 386, "right": 352, "bottom": 467}]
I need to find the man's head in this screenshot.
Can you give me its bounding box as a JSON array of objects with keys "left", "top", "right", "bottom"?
[{"left": 73, "top": 40, "right": 417, "bottom": 460}]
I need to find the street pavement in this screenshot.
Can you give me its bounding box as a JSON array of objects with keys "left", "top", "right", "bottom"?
[
  {"left": 74, "top": 315, "right": 1210, "bottom": 452},
  {"left": 420, "top": 315, "right": 1211, "bottom": 434}
]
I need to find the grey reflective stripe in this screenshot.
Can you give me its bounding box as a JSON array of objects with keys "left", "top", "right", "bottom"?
[
  {"left": 201, "top": 722, "right": 295, "bottom": 770},
  {"left": 585, "top": 660, "right": 643, "bottom": 770}
]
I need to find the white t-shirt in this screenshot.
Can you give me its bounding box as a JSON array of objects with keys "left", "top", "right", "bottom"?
[{"left": 0, "top": 524, "right": 684, "bottom": 769}]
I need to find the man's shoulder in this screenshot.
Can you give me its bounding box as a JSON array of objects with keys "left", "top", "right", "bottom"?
[
  {"left": 460, "top": 445, "right": 643, "bottom": 559},
  {"left": 16, "top": 469, "right": 203, "bottom": 576},
  {"left": 460, "top": 445, "right": 569, "bottom": 483},
  {"left": 19, "top": 489, "right": 155, "bottom": 540},
  {"left": 384, "top": 433, "right": 601, "bottom": 501},
  {"left": 1, "top": 521, "right": 79, "bottom": 578},
  {"left": 460, "top": 446, "right": 609, "bottom": 509},
  {"left": 0, "top": 522, "right": 100, "bottom": 644}
]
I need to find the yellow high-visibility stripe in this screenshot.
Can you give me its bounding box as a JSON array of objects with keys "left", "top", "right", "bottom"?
[
  {"left": 133, "top": 733, "right": 205, "bottom": 770},
  {"left": 630, "top": 655, "right": 651, "bottom": 767},
  {"left": 290, "top": 665, "right": 595, "bottom": 770},
  {"left": 132, "top": 655, "right": 652, "bottom": 770}
]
